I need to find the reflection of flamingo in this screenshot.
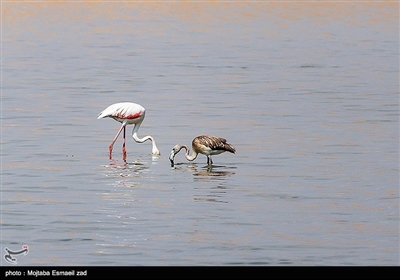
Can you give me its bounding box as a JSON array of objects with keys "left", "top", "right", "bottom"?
[
  {"left": 97, "top": 102, "right": 160, "bottom": 161},
  {"left": 169, "top": 135, "right": 235, "bottom": 167}
]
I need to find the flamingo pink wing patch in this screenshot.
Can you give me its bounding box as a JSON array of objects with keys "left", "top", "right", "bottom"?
[
  {"left": 113, "top": 107, "right": 143, "bottom": 120},
  {"left": 124, "top": 111, "right": 143, "bottom": 119}
]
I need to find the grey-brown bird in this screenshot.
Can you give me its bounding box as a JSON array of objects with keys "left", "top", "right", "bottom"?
[{"left": 169, "top": 135, "right": 236, "bottom": 167}]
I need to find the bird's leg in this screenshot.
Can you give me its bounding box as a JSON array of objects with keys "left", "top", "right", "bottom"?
[
  {"left": 207, "top": 156, "right": 213, "bottom": 166},
  {"left": 109, "top": 122, "right": 127, "bottom": 160},
  {"left": 122, "top": 126, "right": 127, "bottom": 161}
]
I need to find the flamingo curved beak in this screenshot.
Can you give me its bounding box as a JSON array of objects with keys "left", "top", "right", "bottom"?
[
  {"left": 152, "top": 148, "right": 161, "bottom": 156},
  {"left": 169, "top": 150, "right": 176, "bottom": 167}
]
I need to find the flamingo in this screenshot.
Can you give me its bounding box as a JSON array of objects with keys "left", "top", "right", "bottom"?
[
  {"left": 97, "top": 102, "right": 160, "bottom": 161},
  {"left": 169, "top": 135, "right": 236, "bottom": 167}
]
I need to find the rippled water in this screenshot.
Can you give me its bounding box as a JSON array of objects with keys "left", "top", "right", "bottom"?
[{"left": 1, "top": 2, "right": 399, "bottom": 266}]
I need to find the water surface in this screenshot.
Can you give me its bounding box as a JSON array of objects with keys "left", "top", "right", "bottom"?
[{"left": 1, "top": 2, "right": 399, "bottom": 266}]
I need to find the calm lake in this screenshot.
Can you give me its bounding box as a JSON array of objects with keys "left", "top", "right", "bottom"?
[{"left": 1, "top": 2, "right": 399, "bottom": 266}]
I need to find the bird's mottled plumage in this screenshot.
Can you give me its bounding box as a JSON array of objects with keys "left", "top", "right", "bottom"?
[
  {"left": 169, "top": 135, "right": 235, "bottom": 167},
  {"left": 192, "top": 135, "right": 236, "bottom": 154}
]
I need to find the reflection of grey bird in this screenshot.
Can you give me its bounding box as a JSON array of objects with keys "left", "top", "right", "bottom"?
[
  {"left": 97, "top": 102, "right": 160, "bottom": 161},
  {"left": 169, "top": 135, "right": 236, "bottom": 167}
]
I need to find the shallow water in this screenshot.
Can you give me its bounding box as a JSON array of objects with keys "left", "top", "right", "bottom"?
[{"left": 1, "top": 2, "right": 399, "bottom": 266}]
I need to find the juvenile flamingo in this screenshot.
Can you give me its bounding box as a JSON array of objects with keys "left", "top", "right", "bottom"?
[
  {"left": 169, "top": 135, "right": 235, "bottom": 167},
  {"left": 97, "top": 102, "right": 160, "bottom": 161}
]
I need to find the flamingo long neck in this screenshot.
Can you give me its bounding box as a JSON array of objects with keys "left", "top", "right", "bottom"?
[
  {"left": 181, "top": 145, "right": 198, "bottom": 161},
  {"left": 131, "top": 122, "right": 159, "bottom": 154}
]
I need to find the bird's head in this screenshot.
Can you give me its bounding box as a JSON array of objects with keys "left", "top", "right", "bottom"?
[
  {"left": 152, "top": 146, "right": 161, "bottom": 156},
  {"left": 169, "top": 144, "right": 182, "bottom": 167}
]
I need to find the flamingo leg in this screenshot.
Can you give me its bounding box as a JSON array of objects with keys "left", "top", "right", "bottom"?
[
  {"left": 122, "top": 126, "right": 127, "bottom": 161},
  {"left": 108, "top": 121, "right": 127, "bottom": 160}
]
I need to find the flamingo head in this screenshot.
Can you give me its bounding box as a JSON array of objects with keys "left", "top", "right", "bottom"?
[
  {"left": 169, "top": 144, "right": 183, "bottom": 167},
  {"left": 152, "top": 146, "right": 161, "bottom": 156}
]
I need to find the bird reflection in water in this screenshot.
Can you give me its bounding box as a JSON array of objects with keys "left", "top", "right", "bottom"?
[
  {"left": 102, "top": 159, "right": 150, "bottom": 179},
  {"left": 172, "top": 163, "right": 236, "bottom": 182},
  {"left": 190, "top": 165, "right": 235, "bottom": 203}
]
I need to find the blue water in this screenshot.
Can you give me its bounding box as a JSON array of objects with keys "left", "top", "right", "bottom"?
[{"left": 1, "top": 2, "right": 399, "bottom": 266}]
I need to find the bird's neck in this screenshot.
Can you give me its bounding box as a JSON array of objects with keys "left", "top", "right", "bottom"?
[
  {"left": 131, "top": 123, "right": 160, "bottom": 155},
  {"left": 132, "top": 132, "right": 151, "bottom": 143},
  {"left": 182, "top": 145, "right": 198, "bottom": 161}
]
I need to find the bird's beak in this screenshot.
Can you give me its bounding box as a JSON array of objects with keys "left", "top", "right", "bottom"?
[
  {"left": 152, "top": 147, "right": 161, "bottom": 156},
  {"left": 169, "top": 150, "right": 175, "bottom": 167}
]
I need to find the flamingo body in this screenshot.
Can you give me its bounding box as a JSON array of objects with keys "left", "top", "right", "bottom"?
[
  {"left": 169, "top": 135, "right": 235, "bottom": 167},
  {"left": 97, "top": 102, "right": 145, "bottom": 124},
  {"left": 97, "top": 102, "right": 160, "bottom": 160}
]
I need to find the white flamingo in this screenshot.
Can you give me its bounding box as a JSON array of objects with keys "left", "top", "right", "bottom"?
[
  {"left": 169, "top": 135, "right": 235, "bottom": 167},
  {"left": 97, "top": 102, "right": 160, "bottom": 161}
]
